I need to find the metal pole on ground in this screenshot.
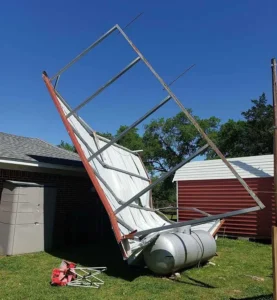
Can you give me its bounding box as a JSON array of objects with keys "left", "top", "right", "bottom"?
[{"left": 271, "top": 57, "right": 277, "bottom": 300}]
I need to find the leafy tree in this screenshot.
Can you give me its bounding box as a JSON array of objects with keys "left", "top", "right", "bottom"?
[
  {"left": 57, "top": 140, "right": 77, "bottom": 153},
  {"left": 142, "top": 112, "right": 220, "bottom": 174},
  {"left": 98, "top": 127, "right": 144, "bottom": 150},
  {"left": 97, "top": 132, "right": 114, "bottom": 140},
  {"left": 242, "top": 93, "right": 273, "bottom": 154},
  {"left": 141, "top": 112, "right": 220, "bottom": 205},
  {"left": 98, "top": 113, "right": 220, "bottom": 206},
  {"left": 114, "top": 126, "right": 144, "bottom": 150},
  {"left": 208, "top": 93, "right": 273, "bottom": 158}
]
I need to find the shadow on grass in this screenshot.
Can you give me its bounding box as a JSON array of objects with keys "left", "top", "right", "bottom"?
[
  {"left": 47, "top": 238, "right": 217, "bottom": 289},
  {"left": 47, "top": 238, "right": 151, "bottom": 282},
  {"left": 230, "top": 294, "right": 273, "bottom": 300},
  {"left": 171, "top": 275, "right": 216, "bottom": 289}
]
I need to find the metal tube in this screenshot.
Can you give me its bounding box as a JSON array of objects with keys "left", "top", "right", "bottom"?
[
  {"left": 96, "top": 133, "right": 142, "bottom": 155},
  {"left": 116, "top": 217, "right": 135, "bottom": 232},
  {"left": 91, "top": 131, "right": 105, "bottom": 163},
  {"left": 56, "top": 90, "right": 94, "bottom": 134},
  {"left": 271, "top": 58, "right": 277, "bottom": 224},
  {"left": 115, "top": 144, "right": 209, "bottom": 214},
  {"left": 70, "top": 128, "right": 155, "bottom": 211},
  {"left": 56, "top": 90, "right": 139, "bottom": 155},
  {"left": 135, "top": 206, "right": 261, "bottom": 238},
  {"left": 42, "top": 72, "right": 123, "bottom": 244},
  {"left": 50, "top": 25, "right": 118, "bottom": 80},
  {"left": 157, "top": 206, "right": 210, "bottom": 216},
  {"left": 117, "top": 24, "right": 265, "bottom": 210},
  {"left": 271, "top": 58, "right": 277, "bottom": 300},
  {"left": 88, "top": 95, "right": 172, "bottom": 161},
  {"left": 66, "top": 57, "right": 141, "bottom": 118},
  {"left": 54, "top": 75, "right": 60, "bottom": 90},
  {"left": 94, "top": 169, "right": 155, "bottom": 212},
  {"left": 71, "top": 126, "right": 150, "bottom": 181},
  {"left": 103, "top": 164, "right": 150, "bottom": 181}
]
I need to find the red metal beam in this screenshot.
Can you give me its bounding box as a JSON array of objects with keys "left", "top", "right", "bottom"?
[{"left": 42, "top": 72, "right": 124, "bottom": 251}]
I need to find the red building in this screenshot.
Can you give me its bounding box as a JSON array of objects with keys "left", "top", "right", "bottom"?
[{"left": 173, "top": 155, "right": 274, "bottom": 239}]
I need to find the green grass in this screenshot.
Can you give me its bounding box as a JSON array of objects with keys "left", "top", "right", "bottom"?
[{"left": 0, "top": 238, "right": 273, "bottom": 300}]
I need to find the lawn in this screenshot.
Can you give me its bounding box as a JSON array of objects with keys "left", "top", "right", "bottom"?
[{"left": 0, "top": 238, "right": 273, "bottom": 300}]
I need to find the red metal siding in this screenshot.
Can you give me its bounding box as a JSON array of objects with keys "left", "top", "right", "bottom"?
[{"left": 178, "top": 177, "right": 274, "bottom": 238}]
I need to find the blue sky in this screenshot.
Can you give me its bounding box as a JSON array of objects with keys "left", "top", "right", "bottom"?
[{"left": 0, "top": 0, "right": 276, "bottom": 146}]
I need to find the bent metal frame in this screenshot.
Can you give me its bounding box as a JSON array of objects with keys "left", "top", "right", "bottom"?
[{"left": 42, "top": 24, "right": 265, "bottom": 253}]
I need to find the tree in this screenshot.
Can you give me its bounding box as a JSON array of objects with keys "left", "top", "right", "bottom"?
[
  {"left": 57, "top": 140, "right": 77, "bottom": 153},
  {"left": 207, "top": 93, "right": 273, "bottom": 158},
  {"left": 97, "top": 112, "right": 220, "bottom": 206},
  {"left": 142, "top": 112, "right": 220, "bottom": 174},
  {"left": 97, "top": 132, "right": 114, "bottom": 140},
  {"left": 141, "top": 112, "right": 220, "bottom": 205},
  {"left": 114, "top": 126, "right": 144, "bottom": 150},
  {"left": 98, "top": 127, "right": 144, "bottom": 150},
  {"left": 241, "top": 93, "right": 273, "bottom": 154}
]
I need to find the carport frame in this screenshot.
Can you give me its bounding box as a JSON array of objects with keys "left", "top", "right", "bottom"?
[{"left": 43, "top": 23, "right": 265, "bottom": 246}]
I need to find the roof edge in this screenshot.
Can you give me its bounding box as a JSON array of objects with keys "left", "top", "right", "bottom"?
[
  {"left": 0, "top": 157, "right": 85, "bottom": 173},
  {"left": 173, "top": 154, "right": 273, "bottom": 182}
]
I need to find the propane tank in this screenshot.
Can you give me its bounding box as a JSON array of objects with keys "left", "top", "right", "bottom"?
[{"left": 143, "top": 230, "right": 216, "bottom": 275}]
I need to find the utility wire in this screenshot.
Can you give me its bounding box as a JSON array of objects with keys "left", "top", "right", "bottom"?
[
  {"left": 163, "top": 64, "right": 196, "bottom": 89},
  {"left": 118, "top": 12, "right": 144, "bottom": 34}
]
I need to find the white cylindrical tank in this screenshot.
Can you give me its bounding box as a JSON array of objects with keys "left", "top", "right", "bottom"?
[{"left": 143, "top": 230, "right": 216, "bottom": 275}]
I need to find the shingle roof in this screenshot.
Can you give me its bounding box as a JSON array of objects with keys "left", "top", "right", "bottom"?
[{"left": 0, "top": 132, "right": 83, "bottom": 168}]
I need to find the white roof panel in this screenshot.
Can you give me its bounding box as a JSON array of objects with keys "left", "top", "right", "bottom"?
[
  {"left": 57, "top": 95, "right": 220, "bottom": 258},
  {"left": 173, "top": 154, "right": 273, "bottom": 181}
]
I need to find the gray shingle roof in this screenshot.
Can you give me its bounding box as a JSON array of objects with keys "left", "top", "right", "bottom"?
[{"left": 0, "top": 132, "right": 83, "bottom": 168}]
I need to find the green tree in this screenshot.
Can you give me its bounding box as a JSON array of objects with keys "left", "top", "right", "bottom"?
[
  {"left": 208, "top": 93, "right": 273, "bottom": 158},
  {"left": 142, "top": 112, "right": 220, "bottom": 205},
  {"left": 98, "top": 113, "right": 220, "bottom": 206},
  {"left": 57, "top": 140, "right": 77, "bottom": 153},
  {"left": 142, "top": 112, "right": 220, "bottom": 173},
  {"left": 115, "top": 126, "right": 144, "bottom": 150},
  {"left": 96, "top": 132, "right": 114, "bottom": 140},
  {"left": 98, "top": 127, "right": 144, "bottom": 150}
]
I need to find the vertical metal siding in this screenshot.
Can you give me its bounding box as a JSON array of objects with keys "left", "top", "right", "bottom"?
[{"left": 178, "top": 177, "right": 274, "bottom": 238}]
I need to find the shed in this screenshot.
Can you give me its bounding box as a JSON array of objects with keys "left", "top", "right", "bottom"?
[
  {"left": 173, "top": 154, "right": 274, "bottom": 239},
  {"left": 0, "top": 132, "right": 110, "bottom": 252}
]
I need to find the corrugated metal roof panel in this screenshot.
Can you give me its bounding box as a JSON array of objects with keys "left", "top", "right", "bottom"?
[{"left": 173, "top": 154, "right": 273, "bottom": 181}]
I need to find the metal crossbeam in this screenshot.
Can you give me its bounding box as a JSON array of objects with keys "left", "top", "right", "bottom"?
[
  {"left": 89, "top": 158, "right": 155, "bottom": 212},
  {"left": 66, "top": 57, "right": 141, "bottom": 118},
  {"left": 70, "top": 126, "right": 150, "bottom": 181},
  {"left": 64, "top": 126, "right": 156, "bottom": 213},
  {"left": 115, "top": 144, "right": 209, "bottom": 215},
  {"left": 56, "top": 90, "right": 141, "bottom": 155},
  {"left": 54, "top": 75, "right": 60, "bottom": 90},
  {"left": 50, "top": 25, "right": 118, "bottom": 81},
  {"left": 116, "top": 24, "right": 265, "bottom": 210},
  {"left": 134, "top": 206, "right": 260, "bottom": 239},
  {"left": 116, "top": 217, "right": 135, "bottom": 232},
  {"left": 57, "top": 90, "right": 151, "bottom": 183},
  {"left": 158, "top": 206, "right": 211, "bottom": 217},
  {"left": 88, "top": 95, "right": 172, "bottom": 161}
]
